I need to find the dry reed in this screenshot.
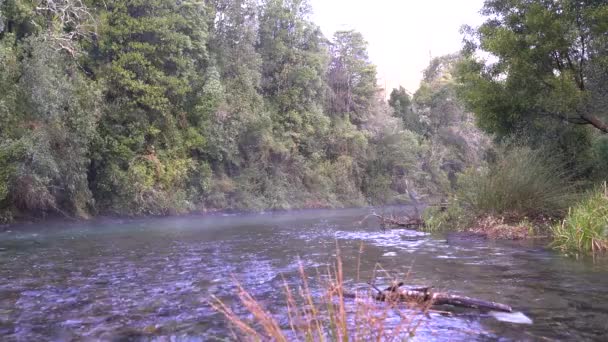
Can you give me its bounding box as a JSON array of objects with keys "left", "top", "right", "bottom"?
[{"left": 210, "top": 244, "right": 430, "bottom": 341}]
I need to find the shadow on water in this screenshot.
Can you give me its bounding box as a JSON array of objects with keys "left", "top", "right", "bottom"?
[{"left": 1, "top": 207, "right": 608, "bottom": 341}]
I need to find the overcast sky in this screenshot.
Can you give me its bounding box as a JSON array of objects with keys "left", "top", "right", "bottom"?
[{"left": 310, "top": 0, "right": 486, "bottom": 94}]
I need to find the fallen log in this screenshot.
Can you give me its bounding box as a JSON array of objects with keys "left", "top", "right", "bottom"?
[
  {"left": 339, "top": 283, "right": 512, "bottom": 313},
  {"left": 397, "top": 289, "right": 512, "bottom": 312}
]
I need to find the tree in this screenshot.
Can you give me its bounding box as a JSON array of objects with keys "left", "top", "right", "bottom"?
[
  {"left": 257, "top": 0, "right": 327, "bottom": 115},
  {"left": 256, "top": 0, "right": 330, "bottom": 158},
  {"left": 205, "top": 0, "right": 263, "bottom": 173},
  {"left": 0, "top": 0, "right": 101, "bottom": 220},
  {"left": 327, "top": 30, "right": 378, "bottom": 125},
  {"left": 410, "top": 54, "right": 491, "bottom": 191},
  {"left": 415, "top": 55, "right": 467, "bottom": 136},
  {"left": 458, "top": 0, "right": 608, "bottom": 137},
  {"left": 0, "top": 37, "right": 100, "bottom": 219},
  {"left": 88, "top": 0, "right": 213, "bottom": 214},
  {"left": 0, "top": 0, "right": 484, "bottom": 220},
  {"left": 389, "top": 86, "right": 422, "bottom": 134}
]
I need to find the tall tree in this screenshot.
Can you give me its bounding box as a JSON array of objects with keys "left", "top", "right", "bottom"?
[
  {"left": 415, "top": 54, "right": 489, "bottom": 189},
  {"left": 327, "top": 30, "right": 378, "bottom": 125},
  {"left": 415, "top": 55, "right": 467, "bottom": 136},
  {"left": 458, "top": 0, "right": 608, "bottom": 137},
  {"left": 256, "top": 0, "right": 329, "bottom": 154},
  {"left": 257, "top": 0, "right": 327, "bottom": 113},
  {"left": 205, "top": 0, "right": 263, "bottom": 171}
]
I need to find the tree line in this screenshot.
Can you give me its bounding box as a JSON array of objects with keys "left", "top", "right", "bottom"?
[{"left": 0, "top": 0, "right": 484, "bottom": 222}]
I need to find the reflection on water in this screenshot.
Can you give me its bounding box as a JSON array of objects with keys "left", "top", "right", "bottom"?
[{"left": 1, "top": 208, "right": 608, "bottom": 341}]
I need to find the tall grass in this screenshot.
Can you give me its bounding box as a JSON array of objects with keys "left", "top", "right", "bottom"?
[
  {"left": 551, "top": 183, "right": 608, "bottom": 254},
  {"left": 422, "top": 146, "right": 576, "bottom": 234},
  {"left": 210, "top": 247, "right": 429, "bottom": 341},
  {"left": 457, "top": 146, "right": 576, "bottom": 218}
]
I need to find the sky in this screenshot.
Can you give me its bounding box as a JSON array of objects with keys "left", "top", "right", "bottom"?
[{"left": 310, "top": 0, "right": 486, "bottom": 94}]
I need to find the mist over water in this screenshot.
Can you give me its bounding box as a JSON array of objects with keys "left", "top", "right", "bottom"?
[{"left": 1, "top": 207, "right": 608, "bottom": 341}]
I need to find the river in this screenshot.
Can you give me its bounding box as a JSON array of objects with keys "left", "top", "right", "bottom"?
[{"left": 1, "top": 207, "right": 608, "bottom": 341}]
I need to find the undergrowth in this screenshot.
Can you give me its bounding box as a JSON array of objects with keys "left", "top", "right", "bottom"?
[
  {"left": 457, "top": 146, "right": 576, "bottom": 218},
  {"left": 423, "top": 146, "right": 575, "bottom": 237}
]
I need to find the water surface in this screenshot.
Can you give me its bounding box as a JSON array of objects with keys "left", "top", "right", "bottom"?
[{"left": 1, "top": 208, "right": 608, "bottom": 341}]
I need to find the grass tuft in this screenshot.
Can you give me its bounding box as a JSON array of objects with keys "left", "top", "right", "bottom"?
[
  {"left": 457, "top": 146, "right": 576, "bottom": 218},
  {"left": 551, "top": 183, "right": 608, "bottom": 255}
]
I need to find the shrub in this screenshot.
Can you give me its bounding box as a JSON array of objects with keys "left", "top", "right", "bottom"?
[
  {"left": 422, "top": 146, "right": 576, "bottom": 234},
  {"left": 551, "top": 183, "right": 608, "bottom": 254},
  {"left": 422, "top": 200, "right": 471, "bottom": 232},
  {"left": 457, "top": 146, "right": 575, "bottom": 218}
]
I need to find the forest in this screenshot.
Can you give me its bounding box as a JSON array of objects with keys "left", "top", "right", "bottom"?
[
  {"left": 1, "top": 0, "right": 608, "bottom": 252},
  {"left": 0, "top": 0, "right": 485, "bottom": 221}
]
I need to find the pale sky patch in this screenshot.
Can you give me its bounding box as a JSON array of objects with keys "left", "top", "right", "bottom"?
[{"left": 310, "top": 0, "right": 486, "bottom": 94}]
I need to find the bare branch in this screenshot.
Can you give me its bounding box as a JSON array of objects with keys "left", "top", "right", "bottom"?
[{"left": 33, "top": 0, "right": 98, "bottom": 57}]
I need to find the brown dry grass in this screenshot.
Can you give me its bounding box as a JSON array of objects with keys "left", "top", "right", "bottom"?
[
  {"left": 469, "top": 215, "right": 532, "bottom": 240},
  {"left": 466, "top": 213, "right": 556, "bottom": 240},
  {"left": 210, "top": 244, "right": 430, "bottom": 341}
]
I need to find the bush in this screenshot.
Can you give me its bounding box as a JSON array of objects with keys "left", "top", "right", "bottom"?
[
  {"left": 422, "top": 200, "right": 472, "bottom": 232},
  {"left": 551, "top": 184, "right": 608, "bottom": 254},
  {"left": 422, "top": 146, "right": 576, "bottom": 234},
  {"left": 457, "top": 146, "right": 576, "bottom": 218}
]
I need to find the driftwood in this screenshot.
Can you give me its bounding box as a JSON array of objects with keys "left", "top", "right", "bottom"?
[{"left": 340, "top": 282, "right": 512, "bottom": 313}]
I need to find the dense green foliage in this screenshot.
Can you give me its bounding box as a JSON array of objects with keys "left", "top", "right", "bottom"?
[
  {"left": 0, "top": 0, "right": 483, "bottom": 222},
  {"left": 457, "top": 0, "right": 608, "bottom": 178},
  {"left": 422, "top": 0, "right": 608, "bottom": 254},
  {"left": 3, "top": 0, "right": 605, "bottom": 257},
  {"left": 552, "top": 184, "right": 608, "bottom": 254},
  {"left": 459, "top": 0, "right": 608, "bottom": 136}
]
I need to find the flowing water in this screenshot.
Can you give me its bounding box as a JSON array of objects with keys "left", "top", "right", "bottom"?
[{"left": 1, "top": 207, "right": 608, "bottom": 341}]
